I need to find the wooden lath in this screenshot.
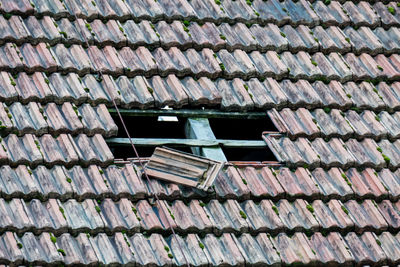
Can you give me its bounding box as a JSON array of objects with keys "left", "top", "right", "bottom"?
[
  {"left": 108, "top": 108, "right": 268, "bottom": 119},
  {"left": 106, "top": 137, "right": 268, "bottom": 148}
]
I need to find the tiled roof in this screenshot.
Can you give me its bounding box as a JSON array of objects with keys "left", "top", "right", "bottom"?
[
  {"left": 0, "top": 165, "right": 400, "bottom": 265},
  {"left": 1, "top": 0, "right": 400, "bottom": 266}
]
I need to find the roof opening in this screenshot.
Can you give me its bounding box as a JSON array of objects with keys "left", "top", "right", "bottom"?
[
  {"left": 209, "top": 117, "right": 277, "bottom": 140},
  {"left": 222, "top": 146, "right": 277, "bottom": 161},
  {"left": 111, "top": 115, "right": 187, "bottom": 138},
  {"left": 108, "top": 109, "right": 280, "bottom": 163}
]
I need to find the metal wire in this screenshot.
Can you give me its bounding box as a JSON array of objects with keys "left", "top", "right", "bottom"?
[{"left": 67, "top": 6, "right": 191, "bottom": 266}]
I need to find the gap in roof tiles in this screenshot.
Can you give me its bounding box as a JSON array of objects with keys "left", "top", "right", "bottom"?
[
  {"left": 222, "top": 146, "right": 277, "bottom": 161},
  {"left": 111, "top": 115, "right": 187, "bottom": 138},
  {"left": 209, "top": 116, "right": 277, "bottom": 140},
  {"left": 111, "top": 145, "right": 195, "bottom": 159},
  {"left": 109, "top": 110, "right": 278, "bottom": 162}
]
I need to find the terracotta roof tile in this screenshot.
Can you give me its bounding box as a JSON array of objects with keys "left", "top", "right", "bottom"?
[
  {"left": 309, "top": 232, "right": 352, "bottom": 265},
  {"left": 273, "top": 232, "right": 317, "bottom": 265},
  {"left": 379, "top": 231, "right": 400, "bottom": 264},
  {"left": 314, "top": 199, "right": 354, "bottom": 230},
  {"left": 345, "top": 231, "right": 387, "bottom": 265},
  {"left": 345, "top": 199, "right": 388, "bottom": 232},
  {"left": 374, "top": 2, "right": 400, "bottom": 27}
]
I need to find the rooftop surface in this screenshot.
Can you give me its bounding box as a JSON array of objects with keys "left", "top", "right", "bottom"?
[{"left": 1, "top": 0, "right": 400, "bottom": 266}]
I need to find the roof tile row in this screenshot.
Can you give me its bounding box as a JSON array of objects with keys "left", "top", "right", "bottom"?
[
  {"left": 5, "top": 15, "right": 400, "bottom": 56},
  {"left": 1, "top": 196, "right": 397, "bottom": 236},
  {"left": 2, "top": 0, "right": 399, "bottom": 29},
  {"left": 0, "top": 133, "right": 113, "bottom": 167},
  {"left": 3, "top": 43, "right": 400, "bottom": 82},
  {"left": 264, "top": 135, "right": 400, "bottom": 170},
  {"left": 269, "top": 107, "right": 400, "bottom": 140},
  {"left": 0, "top": 102, "right": 116, "bottom": 137},
  {"left": 1, "top": 164, "right": 399, "bottom": 202},
  {"left": 0, "top": 231, "right": 398, "bottom": 266},
  {"left": 3, "top": 71, "right": 400, "bottom": 111},
  {"left": 0, "top": 164, "right": 146, "bottom": 201}
]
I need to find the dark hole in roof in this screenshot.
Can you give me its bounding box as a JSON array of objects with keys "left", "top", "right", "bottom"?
[
  {"left": 222, "top": 147, "right": 277, "bottom": 162},
  {"left": 111, "top": 145, "right": 194, "bottom": 160},
  {"left": 112, "top": 115, "right": 187, "bottom": 139},
  {"left": 110, "top": 113, "right": 277, "bottom": 161},
  {"left": 209, "top": 117, "right": 277, "bottom": 140}
]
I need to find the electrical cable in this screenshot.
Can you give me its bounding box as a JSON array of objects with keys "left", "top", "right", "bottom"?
[{"left": 67, "top": 6, "right": 191, "bottom": 266}]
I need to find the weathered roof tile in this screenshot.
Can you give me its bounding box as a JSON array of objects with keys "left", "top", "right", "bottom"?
[
  {"left": 373, "top": 2, "right": 400, "bottom": 27},
  {"left": 1, "top": 0, "right": 33, "bottom": 14},
  {"left": 273, "top": 232, "right": 317, "bottom": 265},
  {"left": 345, "top": 199, "right": 388, "bottom": 232},
  {"left": 236, "top": 232, "right": 280, "bottom": 266},
  {"left": 309, "top": 232, "right": 350, "bottom": 265},
  {"left": 238, "top": 166, "right": 284, "bottom": 198},
  {"left": 379, "top": 231, "right": 400, "bottom": 264},
  {"left": 345, "top": 231, "right": 387, "bottom": 265},
  {"left": 276, "top": 199, "right": 319, "bottom": 231}
]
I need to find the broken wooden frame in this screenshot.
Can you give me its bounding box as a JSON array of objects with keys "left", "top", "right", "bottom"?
[{"left": 144, "top": 147, "right": 224, "bottom": 190}]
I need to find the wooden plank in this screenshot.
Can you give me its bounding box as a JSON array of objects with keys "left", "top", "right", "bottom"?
[
  {"left": 106, "top": 137, "right": 267, "bottom": 148},
  {"left": 109, "top": 108, "right": 267, "bottom": 119},
  {"left": 185, "top": 118, "right": 227, "bottom": 161}
]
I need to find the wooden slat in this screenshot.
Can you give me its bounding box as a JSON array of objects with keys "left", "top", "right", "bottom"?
[
  {"left": 109, "top": 109, "right": 267, "bottom": 119},
  {"left": 185, "top": 117, "right": 227, "bottom": 161},
  {"left": 106, "top": 138, "right": 267, "bottom": 148}
]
